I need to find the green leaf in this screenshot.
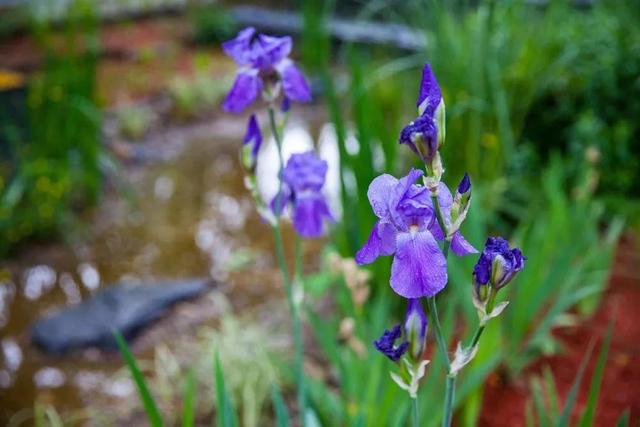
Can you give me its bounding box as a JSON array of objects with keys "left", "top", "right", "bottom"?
[
  {"left": 271, "top": 385, "right": 291, "bottom": 427},
  {"left": 113, "top": 332, "right": 163, "bottom": 427},
  {"left": 214, "top": 353, "right": 238, "bottom": 427},
  {"left": 557, "top": 340, "right": 596, "bottom": 427},
  {"left": 543, "top": 366, "right": 559, "bottom": 419},
  {"left": 579, "top": 322, "right": 614, "bottom": 427},
  {"left": 531, "top": 377, "right": 550, "bottom": 427},
  {"left": 182, "top": 369, "right": 196, "bottom": 427},
  {"left": 615, "top": 409, "right": 630, "bottom": 427}
]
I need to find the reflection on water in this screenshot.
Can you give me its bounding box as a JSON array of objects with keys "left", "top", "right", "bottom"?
[{"left": 0, "top": 113, "right": 340, "bottom": 421}]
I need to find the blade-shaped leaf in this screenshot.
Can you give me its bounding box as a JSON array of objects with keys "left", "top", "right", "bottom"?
[
  {"left": 113, "top": 331, "right": 163, "bottom": 427},
  {"left": 579, "top": 322, "right": 614, "bottom": 427},
  {"left": 182, "top": 369, "right": 196, "bottom": 427},
  {"left": 271, "top": 385, "right": 291, "bottom": 427}
]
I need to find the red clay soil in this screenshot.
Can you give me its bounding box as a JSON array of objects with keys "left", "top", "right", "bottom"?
[{"left": 478, "top": 234, "right": 640, "bottom": 426}]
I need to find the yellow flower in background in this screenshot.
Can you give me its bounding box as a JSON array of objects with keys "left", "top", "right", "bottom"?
[{"left": 0, "top": 70, "right": 24, "bottom": 91}]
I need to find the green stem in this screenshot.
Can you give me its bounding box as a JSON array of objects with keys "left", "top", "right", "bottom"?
[
  {"left": 268, "top": 106, "right": 305, "bottom": 426},
  {"left": 294, "top": 234, "right": 303, "bottom": 281},
  {"left": 469, "top": 325, "right": 485, "bottom": 349},
  {"left": 412, "top": 398, "right": 419, "bottom": 427},
  {"left": 427, "top": 296, "right": 450, "bottom": 372},
  {"left": 430, "top": 194, "right": 449, "bottom": 237},
  {"left": 269, "top": 107, "right": 286, "bottom": 218},
  {"left": 442, "top": 375, "right": 456, "bottom": 427},
  {"left": 430, "top": 191, "right": 456, "bottom": 427}
]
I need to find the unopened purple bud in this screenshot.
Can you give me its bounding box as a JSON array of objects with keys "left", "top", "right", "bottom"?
[
  {"left": 242, "top": 114, "right": 262, "bottom": 171},
  {"left": 374, "top": 324, "right": 408, "bottom": 362},
  {"left": 457, "top": 173, "right": 471, "bottom": 194},
  {"left": 473, "top": 237, "right": 526, "bottom": 291},
  {"left": 404, "top": 299, "right": 428, "bottom": 361},
  {"left": 281, "top": 96, "right": 291, "bottom": 113}
]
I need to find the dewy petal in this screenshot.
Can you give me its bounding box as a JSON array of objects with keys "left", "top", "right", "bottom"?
[
  {"left": 222, "top": 69, "right": 263, "bottom": 113},
  {"left": 277, "top": 59, "right": 312, "bottom": 103},
  {"left": 450, "top": 231, "right": 478, "bottom": 256},
  {"left": 355, "top": 220, "right": 398, "bottom": 265},
  {"left": 417, "top": 63, "right": 442, "bottom": 116},
  {"left": 292, "top": 193, "right": 333, "bottom": 238},
  {"left": 367, "top": 174, "right": 399, "bottom": 219},
  {"left": 391, "top": 231, "right": 447, "bottom": 298},
  {"left": 222, "top": 27, "right": 256, "bottom": 66},
  {"left": 252, "top": 34, "right": 292, "bottom": 69}
]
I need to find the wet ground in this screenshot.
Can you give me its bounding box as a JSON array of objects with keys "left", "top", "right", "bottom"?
[
  {"left": 479, "top": 235, "right": 640, "bottom": 426},
  {"left": 0, "top": 112, "right": 322, "bottom": 421}
]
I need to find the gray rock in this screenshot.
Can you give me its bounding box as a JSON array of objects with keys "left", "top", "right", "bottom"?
[{"left": 31, "top": 279, "right": 213, "bottom": 354}]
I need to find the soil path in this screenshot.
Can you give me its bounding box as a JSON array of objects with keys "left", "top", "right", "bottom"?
[{"left": 479, "top": 234, "right": 639, "bottom": 426}]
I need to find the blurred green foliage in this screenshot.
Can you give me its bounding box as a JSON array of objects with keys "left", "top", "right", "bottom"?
[
  {"left": 297, "top": 1, "right": 630, "bottom": 425},
  {"left": 0, "top": 0, "right": 102, "bottom": 256}
]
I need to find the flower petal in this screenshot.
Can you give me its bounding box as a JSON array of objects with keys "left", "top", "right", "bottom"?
[
  {"left": 252, "top": 34, "right": 292, "bottom": 68},
  {"left": 222, "top": 27, "right": 255, "bottom": 66},
  {"left": 367, "top": 174, "right": 399, "bottom": 219},
  {"left": 277, "top": 60, "right": 312, "bottom": 102},
  {"left": 222, "top": 70, "right": 262, "bottom": 113},
  {"left": 417, "top": 63, "right": 442, "bottom": 116},
  {"left": 390, "top": 231, "right": 447, "bottom": 298},
  {"left": 450, "top": 231, "right": 478, "bottom": 256},
  {"left": 292, "top": 193, "right": 333, "bottom": 238},
  {"left": 355, "top": 220, "right": 397, "bottom": 265}
]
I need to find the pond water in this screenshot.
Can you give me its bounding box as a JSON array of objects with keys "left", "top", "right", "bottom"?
[{"left": 0, "top": 111, "right": 336, "bottom": 421}]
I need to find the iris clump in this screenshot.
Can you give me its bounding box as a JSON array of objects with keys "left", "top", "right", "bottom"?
[
  {"left": 221, "top": 27, "right": 311, "bottom": 113},
  {"left": 355, "top": 168, "right": 476, "bottom": 298},
  {"left": 272, "top": 151, "right": 334, "bottom": 238}
]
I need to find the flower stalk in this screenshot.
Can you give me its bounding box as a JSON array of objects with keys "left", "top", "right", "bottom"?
[{"left": 267, "top": 106, "right": 307, "bottom": 425}]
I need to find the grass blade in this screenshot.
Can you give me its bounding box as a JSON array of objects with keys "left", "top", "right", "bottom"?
[
  {"left": 113, "top": 331, "right": 163, "bottom": 427},
  {"left": 543, "top": 366, "right": 560, "bottom": 419},
  {"left": 579, "top": 322, "right": 614, "bottom": 427},
  {"left": 531, "top": 377, "right": 550, "bottom": 427},
  {"left": 615, "top": 409, "right": 630, "bottom": 427},
  {"left": 214, "top": 353, "right": 238, "bottom": 427},
  {"left": 182, "top": 369, "right": 196, "bottom": 427},
  {"left": 271, "top": 385, "right": 291, "bottom": 427},
  {"left": 557, "top": 340, "right": 596, "bottom": 427}
]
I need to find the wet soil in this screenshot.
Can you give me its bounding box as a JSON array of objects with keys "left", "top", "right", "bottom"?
[{"left": 479, "top": 235, "right": 640, "bottom": 426}]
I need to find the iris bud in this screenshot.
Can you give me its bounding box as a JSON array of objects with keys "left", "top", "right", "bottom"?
[{"left": 404, "top": 299, "right": 428, "bottom": 361}]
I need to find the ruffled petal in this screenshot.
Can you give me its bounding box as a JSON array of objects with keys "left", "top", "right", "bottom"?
[
  {"left": 450, "top": 231, "right": 478, "bottom": 256},
  {"left": 222, "top": 70, "right": 262, "bottom": 113},
  {"left": 252, "top": 34, "right": 292, "bottom": 69},
  {"left": 355, "top": 220, "right": 398, "bottom": 265},
  {"left": 222, "top": 27, "right": 255, "bottom": 66},
  {"left": 277, "top": 60, "right": 312, "bottom": 102},
  {"left": 390, "top": 231, "right": 447, "bottom": 298},
  {"left": 367, "top": 174, "right": 399, "bottom": 219}
]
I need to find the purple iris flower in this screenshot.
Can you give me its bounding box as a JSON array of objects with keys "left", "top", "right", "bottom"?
[
  {"left": 473, "top": 237, "right": 526, "bottom": 293},
  {"left": 221, "top": 27, "right": 311, "bottom": 113},
  {"left": 241, "top": 114, "right": 262, "bottom": 171},
  {"left": 399, "top": 63, "right": 446, "bottom": 163},
  {"left": 272, "top": 151, "right": 334, "bottom": 238},
  {"left": 355, "top": 168, "right": 477, "bottom": 299},
  {"left": 404, "top": 299, "right": 428, "bottom": 361},
  {"left": 374, "top": 324, "right": 408, "bottom": 362}
]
